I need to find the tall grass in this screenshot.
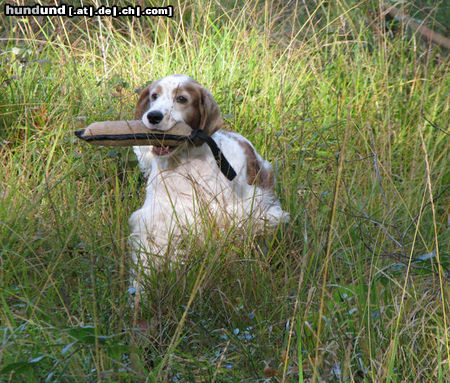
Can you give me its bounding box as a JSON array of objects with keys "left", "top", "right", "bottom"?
[{"left": 0, "top": 1, "right": 448, "bottom": 381}]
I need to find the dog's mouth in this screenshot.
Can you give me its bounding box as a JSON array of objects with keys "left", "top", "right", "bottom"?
[{"left": 152, "top": 145, "right": 176, "bottom": 156}]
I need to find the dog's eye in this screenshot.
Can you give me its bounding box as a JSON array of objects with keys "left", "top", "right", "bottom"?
[
  {"left": 151, "top": 93, "right": 158, "bottom": 101},
  {"left": 176, "top": 96, "right": 188, "bottom": 104}
]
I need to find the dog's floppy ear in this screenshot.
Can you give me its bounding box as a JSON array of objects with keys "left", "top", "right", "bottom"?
[
  {"left": 198, "top": 87, "right": 223, "bottom": 136},
  {"left": 134, "top": 86, "right": 151, "bottom": 119}
]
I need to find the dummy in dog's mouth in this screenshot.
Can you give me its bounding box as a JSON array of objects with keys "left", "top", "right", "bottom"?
[
  {"left": 75, "top": 119, "right": 237, "bottom": 181},
  {"left": 74, "top": 120, "right": 192, "bottom": 147}
]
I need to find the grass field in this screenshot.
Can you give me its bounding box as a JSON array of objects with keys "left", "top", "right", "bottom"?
[{"left": 0, "top": 1, "right": 448, "bottom": 381}]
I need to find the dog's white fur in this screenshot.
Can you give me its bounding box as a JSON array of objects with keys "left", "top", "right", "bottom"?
[{"left": 129, "top": 75, "right": 289, "bottom": 271}]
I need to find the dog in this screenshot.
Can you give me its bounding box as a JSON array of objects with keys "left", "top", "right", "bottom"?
[{"left": 129, "top": 75, "right": 289, "bottom": 273}]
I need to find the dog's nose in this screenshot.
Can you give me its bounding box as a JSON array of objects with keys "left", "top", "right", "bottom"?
[{"left": 146, "top": 111, "right": 164, "bottom": 125}]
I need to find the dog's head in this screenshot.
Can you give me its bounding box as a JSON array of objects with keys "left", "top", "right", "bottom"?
[{"left": 134, "top": 75, "right": 223, "bottom": 157}]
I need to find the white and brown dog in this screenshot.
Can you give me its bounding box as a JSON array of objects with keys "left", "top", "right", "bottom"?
[{"left": 129, "top": 75, "right": 289, "bottom": 272}]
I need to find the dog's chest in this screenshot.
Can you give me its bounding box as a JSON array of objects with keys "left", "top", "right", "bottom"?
[{"left": 144, "top": 156, "right": 232, "bottom": 219}]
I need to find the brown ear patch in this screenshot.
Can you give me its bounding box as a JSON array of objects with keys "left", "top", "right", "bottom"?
[
  {"left": 134, "top": 86, "right": 150, "bottom": 119},
  {"left": 238, "top": 140, "right": 274, "bottom": 189},
  {"left": 198, "top": 87, "right": 223, "bottom": 136}
]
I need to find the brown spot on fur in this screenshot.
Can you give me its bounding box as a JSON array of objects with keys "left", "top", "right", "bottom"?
[
  {"left": 259, "top": 166, "right": 275, "bottom": 190},
  {"left": 238, "top": 140, "right": 274, "bottom": 189},
  {"left": 173, "top": 84, "right": 202, "bottom": 131}
]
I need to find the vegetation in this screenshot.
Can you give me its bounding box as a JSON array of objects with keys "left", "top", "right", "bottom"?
[{"left": 0, "top": 1, "right": 448, "bottom": 381}]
